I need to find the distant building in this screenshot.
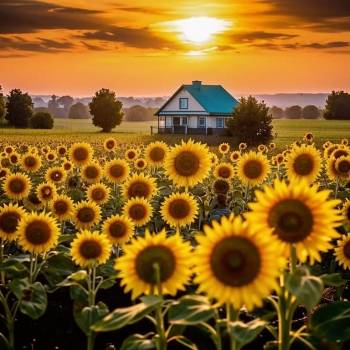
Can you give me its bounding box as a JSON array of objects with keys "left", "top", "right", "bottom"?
[{"left": 154, "top": 80, "right": 239, "bottom": 135}]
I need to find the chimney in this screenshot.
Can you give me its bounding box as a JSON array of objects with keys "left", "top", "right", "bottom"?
[{"left": 192, "top": 80, "right": 202, "bottom": 89}]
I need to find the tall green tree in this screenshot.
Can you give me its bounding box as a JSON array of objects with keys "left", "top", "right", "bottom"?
[
  {"left": 69, "top": 102, "right": 91, "bottom": 119},
  {"left": 324, "top": 90, "right": 350, "bottom": 120},
  {"left": 0, "top": 85, "right": 6, "bottom": 120},
  {"left": 285, "top": 105, "right": 302, "bottom": 119},
  {"left": 226, "top": 95, "right": 273, "bottom": 146},
  {"left": 269, "top": 106, "right": 284, "bottom": 119},
  {"left": 5, "top": 88, "right": 34, "bottom": 128},
  {"left": 302, "top": 105, "right": 320, "bottom": 119},
  {"left": 89, "top": 88, "right": 124, "bottom": 132}
]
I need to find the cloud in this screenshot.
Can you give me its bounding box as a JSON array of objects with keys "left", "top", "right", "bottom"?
[
  {"left": 304, "top": 41, "right": 350, "bottom": 49},
  {"left": 228, "top": 31, "right": 298, "bottom": 42}
]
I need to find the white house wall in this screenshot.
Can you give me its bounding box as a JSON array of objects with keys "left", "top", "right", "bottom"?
[{"left": 162, "top": 89, "right": 207, "bottom": 112}]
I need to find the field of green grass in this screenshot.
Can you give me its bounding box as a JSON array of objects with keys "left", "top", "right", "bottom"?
[{"left": 0, "top": 118, "right": 349, "bottom": 152}]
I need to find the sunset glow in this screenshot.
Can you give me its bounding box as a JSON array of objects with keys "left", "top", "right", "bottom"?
[{"left": 1, "top": 0, "right": 350, "bottom": 97}]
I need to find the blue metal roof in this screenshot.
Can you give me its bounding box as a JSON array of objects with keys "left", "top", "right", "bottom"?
[{"left": 155, "top": 82, "right": 239, "bottom": 116}]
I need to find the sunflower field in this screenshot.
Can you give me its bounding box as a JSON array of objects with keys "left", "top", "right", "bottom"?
[{"left": 0, "top": 132, "right": 349, "bottom": 350}]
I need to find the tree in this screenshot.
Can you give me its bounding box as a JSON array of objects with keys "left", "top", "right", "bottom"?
[
  {"left": 57, "top": 95, "right": 74, "bottom": 110},
  {"left": 48, "top": 95, "right": 60, "bottom": 109},
  {"left": 269, "top": 106, "right": 284, "bottom": 119},
  {"left": 69, "top": 102, "right": 91, "bottom": 119},
  {"left": 226, "top": 96, "right": 273, "bottom": 146},
  {"left": 285, "top": 105, "right": 302, "bottom": 119},
  {"left": 30, "top": 111, "right": 54, "bottom": 129},
  {"left": 89, "top": 88, "right": 124, "bottom": 132},
  {"left": 124, "top": 105, "right": 148, "bottom": 121},
  {"left": 302, "top": 105, "right": 320, "bottom": 119},
  {"left": 0, "top": 85, "right": 6, "bottom": 120},
  {"left": 324, "top": 90, "right": 350, "bottom": 120},
  {"left": 5, "top": 88, "right": 33, "bottom": 128}
]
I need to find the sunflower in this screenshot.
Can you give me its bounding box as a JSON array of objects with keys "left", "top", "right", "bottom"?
[
  {"left": 104, "top": 158, "right": 130, "bottom": 183},
  {"left": 193, "top": 216, "right": 283, "bottom": 311},
  {"left": 57, "top": 145, "right": 68, "bottom": 157},
  {"left": 121, "top": 172, "right": 157, "bottom": 200},
  {"left": 212, "top": 177, "right": 231, "bottom": 194},
  {"left": 331, "top": 146, "right": 350, "bottom": 160},
  {"left": 144, "top": 141, "right": 168, "bottom": 168},
  {"left": 46, "top": 151, "right": 57, "bottom": 163},
  {"left": 160, "top": 192, "right": 198, "bottom": 228},
  {"left": 49, "top": 194, "right": 74, "bottom": 221},
  {"left": 41, "top": 146, "right": 50, "bottom": 155},
  {"left": 72, "top": 200, "right": 102, "bottom": 230},
  {"left": 284, "top": 144, "right": 322, "bottom": 184},
  {"left": 21, "top": 153, "right": 42, "bottom": 173},
  {"left": 70, "top": 230, "right": 112, "bottom": 268},
  {"left": 236, "top": 151, "right": 271, "bottom": 186},
  {"left": 325, "top": 157, "right": 339, "bottom": 181},
  {"left": 103, "top": 137, "right": 117, "bottom": 152},
  {"left": 334, "top": 234, "right": 350, "bottom": 270},
  {"left": 0, "top": 203, "right": 26, "bottom": 242},
  {"left": 80, "top": 161, "right": 103, "bottom": 184},
  {"left": 238, "top": 143, "right": 247, "bottom": 151},
  {"left": 17, "top": 212, "right": 60, "bottom": 254},
  {"left": 257, "top": 144, "right": 268, "bottom": 154},
  {"left": 323, "top": 144, "right": 338, "bottom": 159},
  {"left": 342, "top": 199, "right": 350, "bottom": 231},
  {"left": 303, "top": 132, "right": 314, "bottom": 143},
  {"left": 101, "top": 214, "right": 135, "bottom": 245},
  {"left": 134, "top": 158, "right": 148, "bottom": 171},
  {"left": 69, "top": 142, "right": 94, "bottom": 167},
  {"left": 8, "top": 152, "right": 21, "bottom": 165},
  {"left": 246, "top": 178, "right": 342, "bottom": 264},
  {"left": 86, "top": 183, "right": 111, "bottom": 205},
  {"left": 125, "top": 148, "right": 139, "bottom": 162},
  {"left": 62, "top": 159, "right": 74, "bottom": 172},
  {"left": 219, "top": 143, "right": 230, "bottom": 154},
  {"left": 164, "top": 139, "right": 211, "bottom": 189},
  {"left": 45, "top": 166, "right": 67, "bottom": 184},
  {"left": 335, "top": 156, "right": 350, "bottom": 180},
  {"left": 213, "top": 163, "right": 235, "bottom": 180},
  {"left": 209, "top": 152, "right": 219, "bottom": 167},
  {"left": 341, "top": 138, "right": 349, "bottom": 146},
  {"left": 2, "top": 172, "right": 32, "bottom": 201},
  {"left": 122, "top": 197, "right": 153, "bottom": 227},
  {"left": 269, "top": 142, "right": 276, "bottom": 150},
  {"left": 0, "top": 167, "right": 10, "bottom": 181},
  {"left": 115, "top": 228, "right": 193, "bottom": 300},
  {"left": 23, "top": 192, "right": 45, "bottom": 211},
  {"left": 230, "top": 151, "right": 241, "bottom": 163},
  {"left": 36, "top": 182, "right": 57, "bottom": 204},
  {"left": 4, "top": 145, "right": 14, "bottom": 155}
]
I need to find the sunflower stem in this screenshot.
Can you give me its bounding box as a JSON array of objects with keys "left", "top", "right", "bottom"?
[
  {"left": 334, "top": 175, "right": 340, "bottom": 199},
  {"left": 213, "top": 308, "right": 223, "bottom": 350},
  {"left": 290, "top": 244, "right": 298, "bottom": 275},
  {"left": 0, "top": 237, "right": 5, "bottom": 285},
  {"left": 277, "top": 276, "right": 292, "bottom": 350},
  {"left": 86, "top": 267, "right": 97, "bottom": 350},
  {"left": 226, "top": 303, "right": 239, "bottom": 350}
]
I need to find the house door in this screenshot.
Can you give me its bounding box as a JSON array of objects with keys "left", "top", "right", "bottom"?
[
  {"left": 173, "top": 117, "right": 183, "bottom": 134},
  {"left": 173, "top": 117, "right": 180, "bottom": 125}
]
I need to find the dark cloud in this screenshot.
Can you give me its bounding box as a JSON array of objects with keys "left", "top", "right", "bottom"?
[
  {"left": 117, "top": 7, "right": 165, "bottom": 15},
  {"left": 228, "top": 31, "right": 298, "bottom": 42},
  {"left": 304, "top": 41, "right": 350, "bottom": 49}
]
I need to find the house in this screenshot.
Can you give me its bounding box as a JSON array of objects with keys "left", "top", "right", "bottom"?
[{"left": 154, "top": 80, "right": 239, "bottom": 135}]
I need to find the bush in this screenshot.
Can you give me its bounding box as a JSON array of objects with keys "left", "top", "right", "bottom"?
[{"left": 30, "top": 111, "right": 54, "bottom": 129}]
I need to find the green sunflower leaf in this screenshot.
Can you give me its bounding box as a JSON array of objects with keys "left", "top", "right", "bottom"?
[
  {"left": 0, "top": 258, "right": 29, "bottom": 279},
  {"left": 285, "top": 266, "right": 324, "bottom": 310},
  {"left": 319, "top": 273, "right": 347, "bottom": 287},
  {"left": 91, "top": 295, "right": 162, "bottom": 332},
  {"left": 310, "top": 301, "right": 350, "bottom": 342},
  {"left": 120, "top": 333, "right": 156, "bottom": 350},
  {"left": 168, "top": 294, "right": 215, "bottom": 325},
  {"left": 0, "top": 333, "right": 10, "bottom": 350}
]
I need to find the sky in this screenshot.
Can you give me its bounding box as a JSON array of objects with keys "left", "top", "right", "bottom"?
[{"left": 1, "top": 0, "right": 350, "bottom": 98}]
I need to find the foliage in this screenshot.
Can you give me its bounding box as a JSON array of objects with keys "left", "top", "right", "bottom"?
[
  {"left": 69, "top": 102, "right": 91, "bottom": 119},
  {"left": 285, "top": 105, "right": 302, "bottom": 119},
  {"left": 324, "top": 90, "right": 350, "bottom": 120},
  {"left": 57, "top": 95, "right": 74, "bottom": 110},
  {"left": 269, "top": 106, "right": 284, "bottom": 119},
  {"left": 226, "top": 95, "right": 273, "bottom": 146},
  {"left": 89, "top": 88, "right": 124, "bottom": 132},
  {"left": 302, "top": 105, "right": 320, "bottom": 119},
  {"left": 30, "top": 111, "right": 54, "bottom": 129},
  {"left": 0, "top": 85, "right": 6, "bottom": 120},
  {"left": 5, "top": 88, "right": 34, "bottom": 128},
  {"left": 124, "top": 105, "right": 157, "bottom": 121},
  {"left": 48, "top": 95, "right": 60, "bottom": 109}
]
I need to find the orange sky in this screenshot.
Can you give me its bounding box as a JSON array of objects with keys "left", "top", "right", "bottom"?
[{"left": 1, "top": 0, "right": 350, "bottom": 98}]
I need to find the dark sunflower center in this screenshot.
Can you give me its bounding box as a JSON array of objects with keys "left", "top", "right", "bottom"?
[
  {"left": 85, "top": 166, "right": 99, "bottom": 179},
  {"left": 10, "top": 155, "right": 18, "bottom": 163},
  {"left": 243, "top": 160, "right": 262, "bottom": 179},
  {"left": 108, "top": 221, "right": 126, "bottom": 237},
  {"left": 210, "top": 237, "right": 260, "bottom": 287},
  {"left": 79, "top": 240, "right": 102, "bottom": 259},
  {"left": 232, "top": 154, "right": 239, "bottom": 160},
  {"left": 92, "top": 189, "right": 105, "bottom": 200},
  {"left": 129, "top": 183, "right": 148, "bottom": 198},
  {"left": 268, "top": 199, "right": 313, "bottom": 243},
  {"left": 169, "top": 199, "right": 190, "bottom": 219},
  {"left": 25, "top": 157, "right": 36, "bottom": 167},
  {"left": 77, "top": 207, "right": 95, "bottom": 222},
  {"left": 40, "top": 186, "right": 53, "bottom": 199},
  {"left": 58, "top": 147, "right": 66, "bottom": 155},
  {"left": 174, "top": 151, "right": 200, "bottom": 176},
  {"left": 73, "top": 147, "right": 88, "bottom": 161},
  {"left": 0, "top": 213, "right": 20, "bottom": 233},
  {"left": 346, "top": 207, "right": 350, "bottom": 220},
  {"left": 221, "top": 145, "right": 228, "bottom": 152},
  {"left": 63, "top": 163, "right": 72, "bottom": 171},
  {"left": 127, "top": 151, "right": 136, "bottom": 160},
  {"left": 136, "top": 160, "right": 145, "bottom": 168},
  {"left": 293, "top": 154, "right": 314, "bottom": 176},
  {"left": 214, "top": 180, "right": 229, "bottom": 193},
  {"left": 10, "top": 179, "right": 25, "bottom": 193},
  {"left": 48, "top": 154, "right": 55, "bottom": 160},
  {"left": 28, "top": 193, "right": 41, "bottom": 205},
  {"left": 110, "top": 164, "right": 124, "bottom": 177},
  {"left": 25, "top": 221, "right": 51, "bottom": 245},
  {"left": 129, "top": 204, "right": 146, "bottom": 220},
  {"left": 51, "top": 171, "right": 63, "bottom": 181},
  {"left": 337, "top": 160, "right": 350, "bottom": 174},
  {"left": 0, "top": 170, "right": 7, "bottom": 178},
  {"left": 106, "top": 141, "right": 115, "bottom": 149},
  {"left": 135, "top": 245, "right": 175, "bottom": 283},
  {"left": 218, "top": 166, "right": 231, "bottom": 178},
  {"left": 150, "top": 148, "right": 165, "bottom": 162},
  {"left": 333, "top": 150, "right": 348, "bottom": 159},
  {"left": 54, "top": 201, "right": 68, "bottom": 214},
  {"left": 343, "top": 242, "right": 350, "bottom": 259}
]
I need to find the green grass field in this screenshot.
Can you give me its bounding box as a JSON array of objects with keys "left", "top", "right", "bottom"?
[{"left": 0, "top": 118, "right": 349, "bottom": 152}]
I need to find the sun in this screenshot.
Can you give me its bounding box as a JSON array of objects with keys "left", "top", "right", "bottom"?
[{"left": 180, "top": 17, "right": 230, "bottom": 43}]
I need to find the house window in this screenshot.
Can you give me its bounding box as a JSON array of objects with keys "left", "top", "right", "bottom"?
[
  {"left": 198, "top": 117, "right": 206, "bottom": 128},
  {"left": 217, "top": 117, "right": 225, "bottom": 128},
  {"left": 182, "top": 117, "right": 188, "bottom": 125},
  {"left": 179, "top": 98, "right": 188, "bottom": 109}
]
